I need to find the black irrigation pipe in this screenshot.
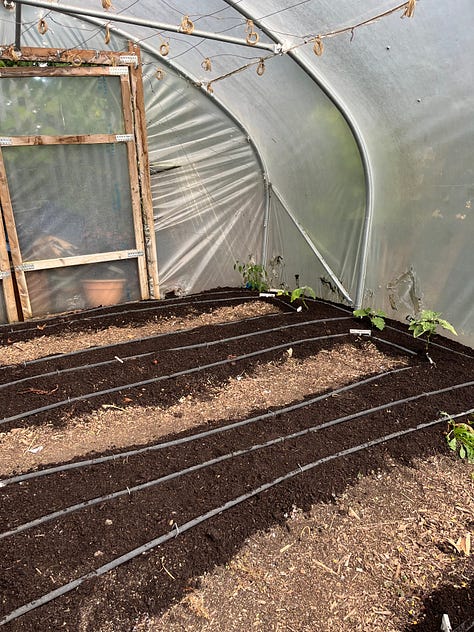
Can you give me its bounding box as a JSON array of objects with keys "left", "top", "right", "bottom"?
[
  {"left": 0, "top": 332, "right": 349, "bottom": 428},
  {"left": 0, "top": 294, "right": 285, "bottom": 336},
  {"left": 305, "top": 297, "right": 474, "bottom": 360},
  {"left": 0, "top": 316, "right": 353, "bottom": 390},
  {"left": 2, "top": 407, "right": 473, "bottom": 628},
  {"left": 1, "top": 329, "right": 416, "bottom": 427},
  {"left": 0, "top": 309, "right": 286, "bottom": 372},
  {"left": 3, "top": 379, "right": 472, "bottom": 540},
  {"left": 0, "top": 366, "right": 413, "bottom": 487}
]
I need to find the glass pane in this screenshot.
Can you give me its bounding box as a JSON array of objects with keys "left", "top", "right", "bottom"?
[
  {"left": 0, "top": 76, "right": 125, "bottom": 135},
  {"left": 26, "top": 259, "right": 141, "bottom": 316},
  {"left": 3, "top": 143, "right": 136, "bottom": 259}
]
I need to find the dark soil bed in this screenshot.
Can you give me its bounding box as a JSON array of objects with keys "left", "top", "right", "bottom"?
[{"left": 0, "top": 289, "right": 473, "bottom": 631}]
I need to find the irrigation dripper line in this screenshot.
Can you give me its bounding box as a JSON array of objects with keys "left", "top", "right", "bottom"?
[
  {"left": 2, "top": 408, "right": 473, "bottom": 627},
  {"left": 0, "top": 366, "right": 413, "bottom": 487},
  {"left": 0, "top": 294, "right": 282, "bottom": 336},
  {"left": 0, "top": 316, "right": 353, "bottom": 391},
  {"left": 0, "top": 332, "right": 354, "bottom": 428},
  {"left": 0, "top": 310, "right": 287, "bottom": 372},
  {"left": 3, "top": 378, "right": 472, "bottom": 540}
]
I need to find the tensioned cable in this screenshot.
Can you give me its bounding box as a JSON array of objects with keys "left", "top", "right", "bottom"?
[
  {"left": 0, "top": 365, "right": 412, "bottom": 486},
  {"left": 3, "top": 392, "right": 472, "bottom": 540},
  {"left": 1, "top": 407, "right": 471, "bottom": 628}
]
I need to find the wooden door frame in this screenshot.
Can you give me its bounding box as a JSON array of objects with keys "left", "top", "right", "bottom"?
[{"left": 0, "top": 44, "right": 159, "bottom": 322}]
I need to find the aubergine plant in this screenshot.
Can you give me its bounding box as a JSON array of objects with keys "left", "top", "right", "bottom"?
[
  {"left": 408, "top": 310, "right": 457, "bottom": 351},
  {"left": 353, "top": 307, "right": 387, "bottom": 331},
  {"left": 278, "top": 285, "right": 316, "bottom": 309},
  {"left": 234, "top": 257, "right": 269, "bottom": 292},
  {"left": 444, "top": 413, "right": 474, "bottom": 462}
]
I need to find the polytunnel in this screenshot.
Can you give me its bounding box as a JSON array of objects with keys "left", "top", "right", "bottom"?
[{"left": 0, "top": 0, "right": 472, "bottom": 347}]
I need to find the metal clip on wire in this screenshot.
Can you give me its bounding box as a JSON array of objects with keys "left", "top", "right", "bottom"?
[
  {"left": 256, "top": 59, "right": 265, "bottom": 76},
  {"left": 201, "top": 57, "right": 212, "bottom": 72},
  {"left": 155, "top": 68, "right": 165, "bottom": 80}
]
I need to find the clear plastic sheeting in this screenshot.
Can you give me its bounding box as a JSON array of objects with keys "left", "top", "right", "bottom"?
[
  {"left": 0, "top": 1, "right": 473, "bottom": 346},
  {"left": 3, "top": 143, "right": 136, "bottom": 259},
  {"left": 0, "top": 75, "right": 124, "bottom": 136}
]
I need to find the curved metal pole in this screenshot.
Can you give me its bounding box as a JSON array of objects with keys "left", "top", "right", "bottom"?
[
  {"left": 223, "top": 0, "right": 374, "bottom": 308},
  {"left": 13, "top": 0, "right": 277, "bottom": 52}
]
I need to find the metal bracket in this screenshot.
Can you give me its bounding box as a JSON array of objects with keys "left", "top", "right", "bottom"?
[
  {"left": 108, "top": 66, "right": 129, "bottom": 76},
  {"left": 0, "top": 138, "right": 13, "bottom": 146},
  {"left": 115, "top": 134, "right": 134, "bottom": 142},
  {"left": 0, "top": 270, "right": 11, "bottom": 279},
  {"left": 127, "top": 250, "right": 144, "bottom": 258},
  {"left": 16, "top": 263, "right": 35, "bottom": 271},
  {"left": 119, "top": 54, "right": 138, "bottom": 65}
]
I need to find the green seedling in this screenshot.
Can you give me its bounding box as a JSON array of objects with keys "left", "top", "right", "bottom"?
[
  {"left": 353, "top": 307, "right": 387, "bottom": 331},
  {"left": 234, "top": 258, "right": 269, "bottom": 292},
  {"left": 444, "top": 413, "right": 474, "bottom": 462},
  {"left": 278, "top": 285, "right": 316, "bottom": 309},
  {"left": 408, "top": 310, "right": 457, "bottom": 351}
]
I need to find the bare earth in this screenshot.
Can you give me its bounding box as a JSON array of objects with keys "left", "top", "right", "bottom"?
[{"left": 0, "top": 293, "right": 473, "bottom": 631}]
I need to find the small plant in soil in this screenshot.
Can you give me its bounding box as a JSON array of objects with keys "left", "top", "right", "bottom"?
[
  {"left": 278, "top": 285, "right": 316, "bottom": 309},
  {"left": 444, "top": 413, "right": 474, "bottom": 462},
  {"left": 234, "top": 257, "right": 269, "bottom": 292},
  {"left": 408, "top": 310, "right": 457, "bottom": 352},
  {"left": 353, "top": 307, "right": 387, "bottom": 330}
]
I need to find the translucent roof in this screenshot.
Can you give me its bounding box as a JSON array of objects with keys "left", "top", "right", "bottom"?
[{"left": 1, "top": 1, "right": 473, "bottom": 346}]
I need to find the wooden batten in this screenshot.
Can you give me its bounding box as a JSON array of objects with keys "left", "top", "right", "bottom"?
[
  {"left": 0, "top": 46, "right": 128, "bottom": 67},
  {"left": 21, "top": 249, "right": 145, "bottom": 271},
  {"left": 128, "top": 43, "right": 160, "bottom": 299},
  {"left": 0, "top": 202, "right": 19, "bottom": 323},
  {"left": 3, "top": 134, "right": 121, "bottom": 147},
  {"left": 120, "top": 73, "right": 149, "bottom": 301},
  {"left": 0, "top": 150, "right": 32, "bottom": 319}
]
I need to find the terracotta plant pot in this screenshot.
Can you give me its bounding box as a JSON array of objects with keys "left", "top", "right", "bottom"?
[{"left": 81, "top": 278, "right": 126, "bottom": 307}]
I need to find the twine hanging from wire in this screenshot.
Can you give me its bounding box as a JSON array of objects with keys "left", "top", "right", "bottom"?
[
  {"left": 104, "top": 24, "right": 111, "bottom": 45},
  {"left": 402, "top": 0, "right": 416, "bottom": 18},
  {"left": 246, "top": 19, "right": 259, "bottom": 45},
  {"left": 180, "top": 15, "right": 195, "bottom": 34},
  {"left": 312, "top": 36, "right": 324, "bottom": 56},
  {"left": 102, "top": 0, "right": 113, "bottom": 10},
  {"left": 201, "top": 57, "right": 212, "bottom": 72},
  {"left": 37, "top": 18, "right": 48, "bottom": 35}
]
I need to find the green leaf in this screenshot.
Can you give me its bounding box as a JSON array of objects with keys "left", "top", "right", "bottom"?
[
  {"left": 447, "top": 437, "right": 457, "bottom": 451},
  {"left": 459, "top": 445, "right": 466, "bottom": 459},
  {"left": 371, "top": 316, "right": 385, "bottom": 331},
  {"left": 437, "top": 319, "right": 457, "bottom": 336},
  {"left": 353, "top": 308, "right": 370, "bottom": 319}
]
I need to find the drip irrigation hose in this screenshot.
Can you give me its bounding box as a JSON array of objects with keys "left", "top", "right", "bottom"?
[
  {"left": 0, "top": 316, "right": 352, "bottom": 390},
  {"left": 0, "top": 294, "right": 278, "bottom": 336},
  {"left": 3, "top": 382, "right": 472, "bottom": 540},
  {"left": 0, "top": 332, "right": 352, "bottom": 428},
  {"left": 306, "top": 297, "right": 474, "bottom": 360},
  {"left": 2, "top": 407, "right": 473, "bottom": 627},
  {"left": 0, "top": 366, "right": 412, "bottom": 486},
  {"left": 0, "top": 309, "right": 286, "bottom": 371}
]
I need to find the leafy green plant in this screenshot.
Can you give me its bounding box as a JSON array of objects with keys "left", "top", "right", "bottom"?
[
  {"left": 234, "top": 257, "right": 269, "bottom": 292},
  {"left": 353, "top": 307, "right": 387, "bottom": 331},
  {"left": 444, "top": 413, "right": 474, "bottom": 462},
  {"left": 278, "top": 285, "right": 316, "bottom": 309},
  {"left": 408, "top": 310, "right": 457, "bottom": 350}
]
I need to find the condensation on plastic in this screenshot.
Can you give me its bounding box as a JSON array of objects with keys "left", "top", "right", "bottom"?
[{"left": 0, "top": 2, "right": 473, "bottom": 347}]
